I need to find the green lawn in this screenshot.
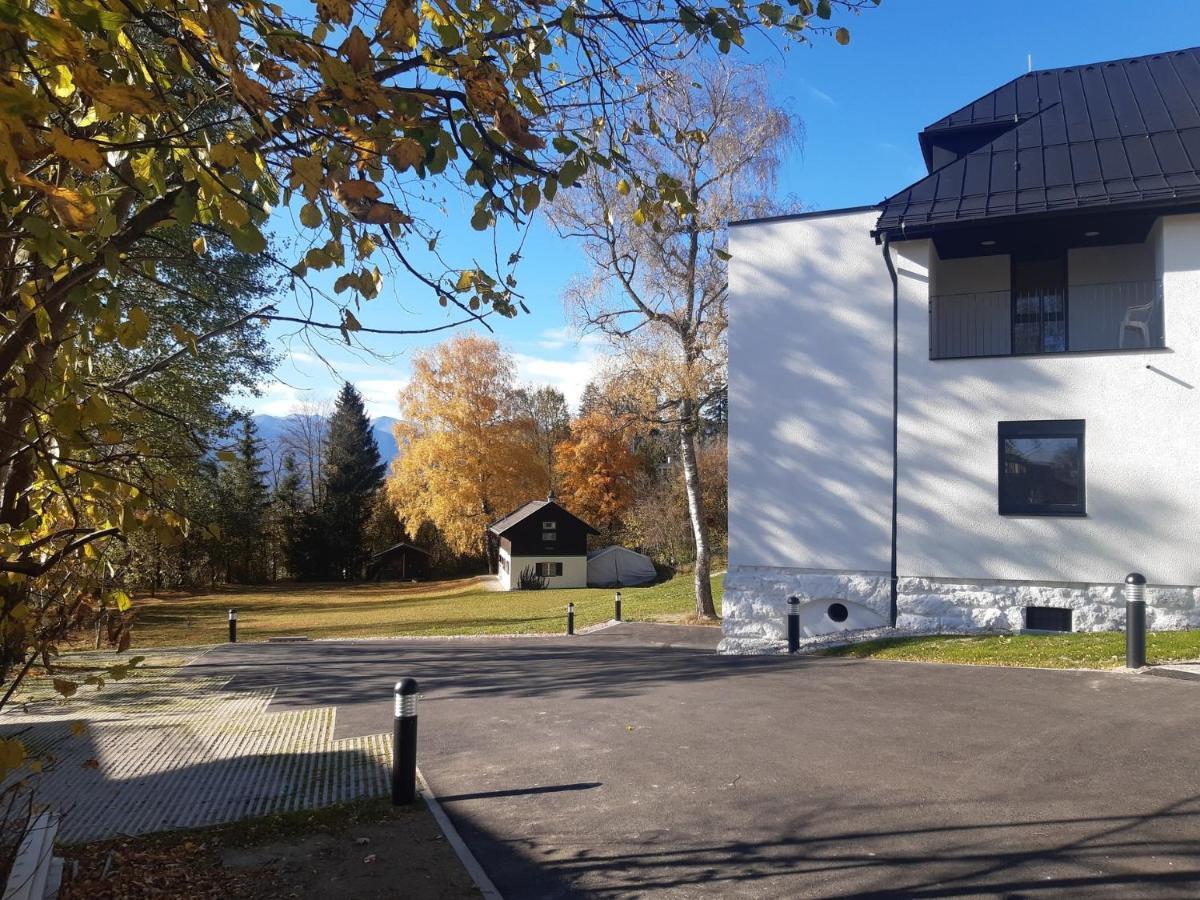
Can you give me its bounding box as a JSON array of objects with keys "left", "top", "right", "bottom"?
[
  {"left": 823, "top": 630, "right": 1200, "bottom": 669},
  {"left": 123, "top": 573, "right": 724, "bottom": 648}
]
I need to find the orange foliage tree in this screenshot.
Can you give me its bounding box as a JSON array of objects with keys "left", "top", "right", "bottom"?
[{"left": 554, "top": 414, "right": 639, "bottom": 533}]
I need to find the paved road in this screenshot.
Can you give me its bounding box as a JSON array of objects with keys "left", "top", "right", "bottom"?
[{"left": 189, "top": 625, "right": 1200, "bottom": 898}]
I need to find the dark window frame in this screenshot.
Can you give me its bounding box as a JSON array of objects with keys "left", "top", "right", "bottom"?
[
  {"left": 535, "top": 561, "right": 563, "bottom": 577},
  {"left": 998, "top": 419, "right": 1086, "bottom": 517},
  {"left": 1009, "top": 252, "right": 1069, "bottom": 355}
]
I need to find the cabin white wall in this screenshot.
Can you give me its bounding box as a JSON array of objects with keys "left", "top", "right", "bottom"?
[
  {"left": 498, "top": 546, "right": 514, "bottom": 590},
  {"left": 506, "top": 555, "right": 588, "bottom": 590}
]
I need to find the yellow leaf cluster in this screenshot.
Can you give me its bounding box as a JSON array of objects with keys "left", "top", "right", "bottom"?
[{"left": 387, "top": 336, "right": 545, "bottom": 556}]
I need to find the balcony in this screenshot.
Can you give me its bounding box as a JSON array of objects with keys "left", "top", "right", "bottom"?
[{"left": 929, "top": 280, "right": 1164, "bottom": 360}]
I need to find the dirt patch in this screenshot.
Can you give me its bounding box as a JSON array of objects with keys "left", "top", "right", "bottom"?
[
  {"left": 220, "top": 813, "right": 474, "bottom": 899},
  {"left": 60, "top": 798, "right": 479, "bottom": 900}
]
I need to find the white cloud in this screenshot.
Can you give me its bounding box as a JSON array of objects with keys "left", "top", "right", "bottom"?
[
  {"left": 358, "top": 378, "right": 409, "bottom": 420},
  {"left": 286, "top": 349, "right": 319, "bottom": 366},
  {"left": 241, "top": 380, "right": 314, "bottom": 417},
  {"left": 512, "top": 348, "right": 607, "bottom": 412},
  {"left": 800, "top": 81, "right": 836, "bottom": 107},
  {"left": 536, "top": 325, "right": 603, "bottom": 351},
  {"left": 243, "top": 377, "right": 407, "bottom": 421}
]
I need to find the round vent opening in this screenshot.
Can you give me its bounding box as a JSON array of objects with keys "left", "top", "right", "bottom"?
[{"left": 827, "top": 603, "right": 849, "bottom": 623}]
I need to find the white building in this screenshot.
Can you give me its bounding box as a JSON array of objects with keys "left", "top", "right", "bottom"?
[{"left": 723, "top": 49, "right": 1200, "bottom": 652}]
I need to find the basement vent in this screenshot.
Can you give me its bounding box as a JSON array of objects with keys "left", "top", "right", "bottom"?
[
  {"left": 827, "top": 603, "right": 849, "bottom": 623},
  {"left": 1024, "top": 606, "right": 1072, "bottom": 632}
]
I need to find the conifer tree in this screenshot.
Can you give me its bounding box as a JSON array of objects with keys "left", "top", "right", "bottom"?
[
  {"left": 219, "top": 418, "right": 270, "bottom": 583},
  {"left": 320, "top": 384, "right": 386, "bottom": 580},
  {"left": 271, "top": 453, "right": 307, "bottom": 580}
]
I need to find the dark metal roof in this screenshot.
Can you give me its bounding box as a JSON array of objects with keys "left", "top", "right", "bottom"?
[
  {"left": 487, "top": 499, "right": 598, "bottom": 536},
  {"left": 877, "top": 47, "right": 1200, "bottom": 238}
]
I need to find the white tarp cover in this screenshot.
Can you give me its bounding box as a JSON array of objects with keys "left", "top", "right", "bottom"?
[{"left": 587, "top": 546, "right": 657, "bottom": 587}]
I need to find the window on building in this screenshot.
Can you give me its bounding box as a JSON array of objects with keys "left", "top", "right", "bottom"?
[
  {"left": 998, "top": 420, "right": 1085, "bottom": 516},
  {"left": 535, "top": 562, "right": 563, "bottom": 577},
  {"left": 1011, "top": 254, "right": 1067, "bottom": 354},
  {"left": 542, "top": 530, "right": 557, "bottom": 541},
  {"left": 542, "top": 521, "right": 556, "bottom": 530}
]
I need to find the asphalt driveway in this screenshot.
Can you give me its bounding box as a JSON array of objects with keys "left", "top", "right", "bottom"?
[{"left": 188, "top": 625, "right": 1200, "bottom": 898}]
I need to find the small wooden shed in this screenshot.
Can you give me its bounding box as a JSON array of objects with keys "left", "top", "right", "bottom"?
[{"left": 368, "top": 542, "right": 432, "bottom": 581}]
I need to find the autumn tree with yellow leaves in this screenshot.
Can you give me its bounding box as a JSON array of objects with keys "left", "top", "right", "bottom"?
[{"left": 387, "top": 336, "right": 544, "bottom": 559}]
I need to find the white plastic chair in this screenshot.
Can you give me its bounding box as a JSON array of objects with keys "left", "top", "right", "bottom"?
[{"left": 1119, "top": 300, "right": 1156, "bottom": 348}]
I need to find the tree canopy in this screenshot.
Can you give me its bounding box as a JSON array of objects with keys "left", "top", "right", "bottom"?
[
  {"left": 550, "top": 61, "right": 797, "bottom": 617},
  {"left": 319, "top": 383, "right": 386, "bottom": 578},
  {"left": 388, "top": 336, "right": 544, "bottom": 557},
  {"left": 555, "top": 412, "right": 638, "bottom": 532},
  {"left": 0, "top": 0, "right": 875, "bottom": 762}
]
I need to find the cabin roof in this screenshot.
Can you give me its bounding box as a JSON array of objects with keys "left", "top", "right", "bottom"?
[
  {"left": 487, "top": 499, "right": 599, "bottom": 536},
  {"left": 876, "top": 47, "right": 1200, "bottom": 239},
  {"left": 370, "top": 541, "right": 431, "bottom": 559}
]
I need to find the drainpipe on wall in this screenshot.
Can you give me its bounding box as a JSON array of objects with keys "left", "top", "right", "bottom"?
[{"left": 882, "top": 236, "right": 900, "bottom": 628}]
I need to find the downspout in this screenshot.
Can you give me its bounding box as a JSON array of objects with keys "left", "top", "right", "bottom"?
[{"left": 881, "top": 235, "right": 900, "bottom": 628}]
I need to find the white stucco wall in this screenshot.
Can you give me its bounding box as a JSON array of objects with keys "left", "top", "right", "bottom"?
[
  {"left": 727, "top": 208, "right": 893, "bottom": 574},
  {"left": 895, "top": 214, "right": 1200, "bottom": 587},
  {"left": 722, "top": 211, "right": 1200, "bottom": 653},
  {"left": 502, "top": 554, "right": 588, "bottom": 590}
]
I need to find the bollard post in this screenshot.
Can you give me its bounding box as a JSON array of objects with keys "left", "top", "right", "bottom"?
[
  {"left": 392, "top": 678, "right": 418, "bottom": 805},
  {"left": 567, "top": 602, "right": 575, "bottom": 636},
  {"left": 787, "top": 596, "right": 800, "bottom": 654},
  {"left": 614, "top": 591, "right": 622, "bottom": 622},
  {"left": 1125, "top": 573, "right": 1147, "bottom": 669},
  {"left": 228, "top": 608, "right": 237, "bottom": 643}
]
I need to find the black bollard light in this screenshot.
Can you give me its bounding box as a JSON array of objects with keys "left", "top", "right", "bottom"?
[
  {"left": 567, "top": 602, "right": 575, "bottom": 636},
  {"left": 1125, "top": 573, "right": 1147, "bottom": 669},
  {"left": 392, "top": 678, "right": 419, "bottom": 805},
  {"left": 614, "top": 591, "right": 622, "bottom": 622},
  {"left": 787, "top": 596, "right": 800, "bottom": 654},
  {"left": 228, "top": 608, "right": 237, "bottom": 643}
]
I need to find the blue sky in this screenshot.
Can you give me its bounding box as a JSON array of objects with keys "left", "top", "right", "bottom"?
[{"left": 241, "top": 0, "right": 1200, "bottom": 419}]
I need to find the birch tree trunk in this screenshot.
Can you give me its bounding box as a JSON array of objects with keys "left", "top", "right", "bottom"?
[{"left": 679, "top": 399, "right": 716, "bottom": 619}]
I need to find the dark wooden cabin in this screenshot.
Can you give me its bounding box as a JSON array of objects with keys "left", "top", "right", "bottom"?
[{"left": 367, "top": 542, "right": 432, "bottom": 581}]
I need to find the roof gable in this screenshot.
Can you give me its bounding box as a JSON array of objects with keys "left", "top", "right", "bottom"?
[
  {"left": 487, "top": 499, "right": 598, "bottom": 536},
  {"left": 371, "top": 542, "right": 431, "bottom": 559},
  {"left": 878, "top": 47, "right": 1200, "bottom": 237}
]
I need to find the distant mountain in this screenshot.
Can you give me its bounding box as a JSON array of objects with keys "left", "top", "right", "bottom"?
[
  {"left": 372, "top": 416, "right": 400, "bottom": 463},
  {"left": 251, "top": 413, "right": 401, "bottom": 471}
]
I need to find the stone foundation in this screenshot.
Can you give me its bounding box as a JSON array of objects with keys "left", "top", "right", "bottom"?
[{"left": 719, "top": 565, "right": 1200, "bottom": 654}]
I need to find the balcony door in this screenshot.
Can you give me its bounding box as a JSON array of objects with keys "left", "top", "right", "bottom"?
[{"left": 1012, "top": 255, "right": 1067, "bottom": 354}]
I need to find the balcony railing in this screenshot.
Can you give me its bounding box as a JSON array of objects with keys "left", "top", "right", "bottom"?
[{"left": 929, "top": 280, "right": 1164, "bottom": 360}]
